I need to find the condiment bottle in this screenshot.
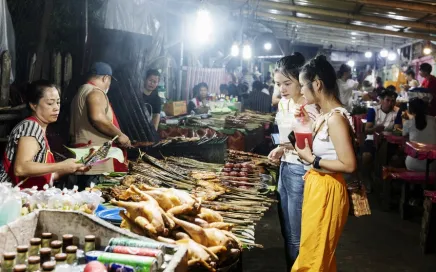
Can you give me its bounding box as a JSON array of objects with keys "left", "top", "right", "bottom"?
[
  {"left": 84, "top": 236, "right": 95, "bottom": 253},
  {"left": 2, "top": 252, "right": 17, "bottom": 272},
  {"left": 42, "top": 261, "right": 56, "bottom": 272},
  {"left": 65, "top": 246, "right": 77, "bottom": 265},
  {"left": 41, "top": 233, "right": 53, "bottom": 248},
  {"left": 54, "top": 253, "right": 67, "bottom": 266},
  {"left": 16, "top": 246, "right": 29, "bottom": 265},
  {"left": 50, "top": 241, "right": 62, "bottom": 257},
  {"left": 62, "top": 235, "right": 73, "bottom": 252},
  {"left": 27, "top": 256, "right": 40, "bottom": 272},
  {"left": 39, "top": 248, "right": 51, "bottom": 265},
  {"left": 13, "top": 264, "right": 27, "bottom": 272},
  {"left": 29, "top": 238, "right": 42, "bottom": 256}
]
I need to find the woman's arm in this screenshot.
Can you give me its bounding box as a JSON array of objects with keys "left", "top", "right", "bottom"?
[
  {"left": 187, "top": 101, "right": 196, "bottom": 113},
  {"left": 318, "top": 114, "right": 357, "bottom": 173},
  {"left": 14, "top": 137, "right": 62, "bottom": 177},
  {"left": 14, "top": 137, "right": 87, "bottom": 179},
  {"left": 296, "top": 114, "right": 356, "bottom": 173}
]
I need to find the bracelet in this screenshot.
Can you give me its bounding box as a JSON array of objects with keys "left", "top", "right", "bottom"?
[{"left": 312, "top": 156, "right": 322, "bottom": 169}]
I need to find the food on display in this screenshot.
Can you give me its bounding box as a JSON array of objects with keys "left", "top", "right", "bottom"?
[
  {"left": 18, "top": 185, "right": 103, "bottom": 216},
  {"left": 2, "top": 234, "right": 173, "bottom": 272}
]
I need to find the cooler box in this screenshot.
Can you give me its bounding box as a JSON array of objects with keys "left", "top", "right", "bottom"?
[{"left": 164, "top": 101, "right": 187, "bottom": 117}]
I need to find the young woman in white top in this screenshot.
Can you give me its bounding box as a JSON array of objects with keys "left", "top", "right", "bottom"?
[
  {"left": 402, "top": 98, "right": 436, "bottom": 171},
  {"left": 267, "top": 53, "right": 319, "bottom": 269},
  {"left": 337, "top": 64, "right": 358, "bottom": 111},
  {"left": 292, "top": 55, "right": 357, "bottom": 272}
]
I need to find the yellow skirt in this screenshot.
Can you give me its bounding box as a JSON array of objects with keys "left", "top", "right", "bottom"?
[{"left": 291, "top": 169, "right": 349, "bottom": 272}]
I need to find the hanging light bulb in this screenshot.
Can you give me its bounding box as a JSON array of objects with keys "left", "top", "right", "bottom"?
[
  {"left": 365, "top": 51, "right": 373, "bottom": 58},
  {"left": 264, "top": 42, "right": 272, "bottom": 51},
  {"left": 424, "top": 47, "right": 432, "bottom": 55},
  {"left": 195, "top": 9, "right": 213, "bottom": 44},
  {"left": 380, "top": 49, "right": 388, "bottom": 58},
  {"left": 388, "top": 51, "right": 397, "bottom": 61},
  {"left": 231, "top": 44, "right": 239, "bottom": 57},
  {"left": 347, "top": 60, "right": 355, "bottom": 67},
  {"left": 242, "top": 45, "right": 252, "bottom": 60},
  {"left": 423, "top": 41, "right": 432, "bottom": 55}
]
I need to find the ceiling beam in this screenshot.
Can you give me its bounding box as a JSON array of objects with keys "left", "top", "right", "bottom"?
[
  {"left": 273, "top": 31, "right": 391, "bottom": 49},
  {"left": 236, "top": 0, "right": 436, "bottom": 32},
  {"left": 346, "top": 3, "right": 364, "bottom": 25},
  {"left": 249, "top": 11, "right": 436, "bottom": 41},
  {"left": 259, "top": 19, "right": 407, "bottom": 42},
  {"left": 349, "top": 0, "right": 436, "bottom": 14}
]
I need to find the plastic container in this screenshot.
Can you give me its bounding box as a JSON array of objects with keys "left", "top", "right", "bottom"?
[
  {"left": 276, "top": 110, "right": 294, "bottom": 145},
  {"left": 293, "top": 117, "right": 313, "bottom": 150}
]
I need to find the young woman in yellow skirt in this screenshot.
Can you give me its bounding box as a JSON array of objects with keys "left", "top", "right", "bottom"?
[{"left": 292, "top": 55, "right": 357, "bottom": 272}]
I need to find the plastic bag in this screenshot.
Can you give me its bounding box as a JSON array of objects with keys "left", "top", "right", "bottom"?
[{"left": 0, "top": 183, "right": 21, "bottom": 226}]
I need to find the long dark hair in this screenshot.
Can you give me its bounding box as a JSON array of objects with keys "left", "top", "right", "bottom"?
[
  {"left": 25, "top": 80, "right": 58, "bottom": 111},
  {"left": 276, "top": 52, "right": 305, "bottom": 80},
  {"left": 408, "top": 98, "right": 428, "bottom": 131},
  {"left": 301, "top": 55, "right": 340, "bottom": 102}
]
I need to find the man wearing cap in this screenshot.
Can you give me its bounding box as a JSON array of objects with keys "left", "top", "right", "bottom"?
[{"left": 69, "top": 62, "right": 131, "bottom": 189}]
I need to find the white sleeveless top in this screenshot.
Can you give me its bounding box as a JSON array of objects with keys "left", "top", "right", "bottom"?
[{"left": 312, "top": 107, "right": 354, "bottom": 173}]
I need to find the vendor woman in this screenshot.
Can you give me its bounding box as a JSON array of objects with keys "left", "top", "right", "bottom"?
[
  {"left": 267, "top": 52, "right": 319, "bottom": 269},
  {"left": 188, "top": 82, "right": 210, "bottom": 114},
  {"left": 0, "top": 80, "right": 89, "bottom": 190}
]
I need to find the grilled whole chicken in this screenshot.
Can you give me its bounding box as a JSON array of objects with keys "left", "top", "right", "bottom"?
[
  {"left": 157, "top": 236, "right": 226, "bottom": 272},
  {"left": 135, "top": 184, "right": 201, "bottom": 216},
  {"left": 197, "top": 208, "right": 224, "bottom": 223},
  {"left": 169, "top": 214, "right": 241, "bottom": 250},
  {"left": 111, "top": 186, "right": 174, "bottom": 237}
]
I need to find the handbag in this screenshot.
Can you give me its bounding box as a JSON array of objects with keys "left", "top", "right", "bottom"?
[{"left": 313, "top": 110, "right": 371, "bottom": 217}]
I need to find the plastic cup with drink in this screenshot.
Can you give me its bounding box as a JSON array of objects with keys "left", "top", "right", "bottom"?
[{"left": 293, "top": 104, "right": 313, "bottom": 150}]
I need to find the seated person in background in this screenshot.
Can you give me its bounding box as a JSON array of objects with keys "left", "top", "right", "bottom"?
[
  {"left": 361, "top": 80, "right": 378, "bottom": 101},
  {"left": 219, "top": 84, "right": 229, "bottom": 97},
  {"left": 405, "top": 70, "right": 419, "bottom": 89},
  {"left": 272, "top": 84, "right": 281, "bottom": 106},
  {"left": 362, "top": 89, "right": 403, "bottom": 191},
  {"left": 188, "top": 82, "right": 210, "bottom": 114},
  {"left": 228, "top": 74, "right": 239, "bottom": 98},
  {"left": 246, "top": 80, "right": 272, "bottom": 113},
  {"left": 386, "top": 85, "right": 397, "bottom": 93},
  {"left": 402, "top": 98, "right": 436, "bottom": 171}
]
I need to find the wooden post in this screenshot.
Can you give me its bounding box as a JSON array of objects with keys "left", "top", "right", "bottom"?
[
  {"left": 0, "top": 51, "right": 11, "bottom": 107},
  {"left": 63, "top": 53, "right": 72, "bottom": 100},
  {"left": 28, "top": 53, "right": 37, "bottom": 83},
  {"left": 33, "top": 0, "right": 54, "bottom": 81},
  {"left": 52, "top": 52, "right": 62, "bottom": 92}
]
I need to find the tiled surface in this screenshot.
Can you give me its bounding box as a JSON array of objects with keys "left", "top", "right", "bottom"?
[{"left": 243, "top": 197, "right": 436, "bottom": 272}]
